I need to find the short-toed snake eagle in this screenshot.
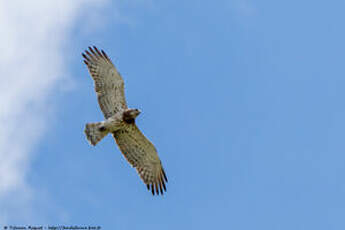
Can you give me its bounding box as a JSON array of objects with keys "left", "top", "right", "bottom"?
[{"left": 83, "top": 46, "right": 167, "bottom": 195}]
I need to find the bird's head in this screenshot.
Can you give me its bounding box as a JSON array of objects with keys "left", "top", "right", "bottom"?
[
  {"left": 123, "top": 108, "right": 141, "bottom": 123},
  {"left": 129, "top": 108, "right": 141, "bottom": 118}
]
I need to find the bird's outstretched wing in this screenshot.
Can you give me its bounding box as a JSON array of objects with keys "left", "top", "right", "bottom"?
[
  {"left": 82, "top": 46, "right": 127, "bottom": 119},
  {"left": 113, "top": 124, "right": 168, "bottom": 195}
]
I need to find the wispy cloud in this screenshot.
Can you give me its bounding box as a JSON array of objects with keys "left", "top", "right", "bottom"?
[{"left": 0, "top": 0, "right": 107, "bottom": 222}]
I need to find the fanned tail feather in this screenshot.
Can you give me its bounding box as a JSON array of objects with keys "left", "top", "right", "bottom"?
[{"left": 85, "top": 122, "right": 108, "bottom": 146}]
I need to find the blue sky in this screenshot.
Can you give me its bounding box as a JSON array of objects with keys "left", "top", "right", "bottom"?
[{"left": 1, "top": 0, "right": 345, "bottom": 229}]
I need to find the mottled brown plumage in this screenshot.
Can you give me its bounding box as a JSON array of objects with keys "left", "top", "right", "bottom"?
[
  {"left": 83, "top": 46, "right": 127, "bottom": 119},
  {"left": 83, "top": 46, "right": 167, "bottom": 195}
]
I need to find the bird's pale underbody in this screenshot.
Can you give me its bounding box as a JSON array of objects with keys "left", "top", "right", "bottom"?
[{"left": 83, "top": 46, "right": 167, "bottom": 195}]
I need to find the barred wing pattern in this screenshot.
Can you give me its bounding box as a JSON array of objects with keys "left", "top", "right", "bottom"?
[
  {"left": 82, "top": 46, "right": 127, "bottom": 119},
  {"left": 113, "top": 124, "right": 168, "bottom": 195}
]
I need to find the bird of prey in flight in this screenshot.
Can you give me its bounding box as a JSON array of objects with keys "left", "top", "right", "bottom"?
[{"left": 82, "top": 46, "right": 167, "bottom": 195}]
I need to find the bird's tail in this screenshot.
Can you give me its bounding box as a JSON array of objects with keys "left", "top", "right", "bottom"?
[{"left": 84, "top": 122, "right": 108, "bottom": 146}]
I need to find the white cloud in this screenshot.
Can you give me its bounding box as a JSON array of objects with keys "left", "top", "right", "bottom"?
[{"left": 0, "top": 0, "right": 107, "bottom": 222}]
